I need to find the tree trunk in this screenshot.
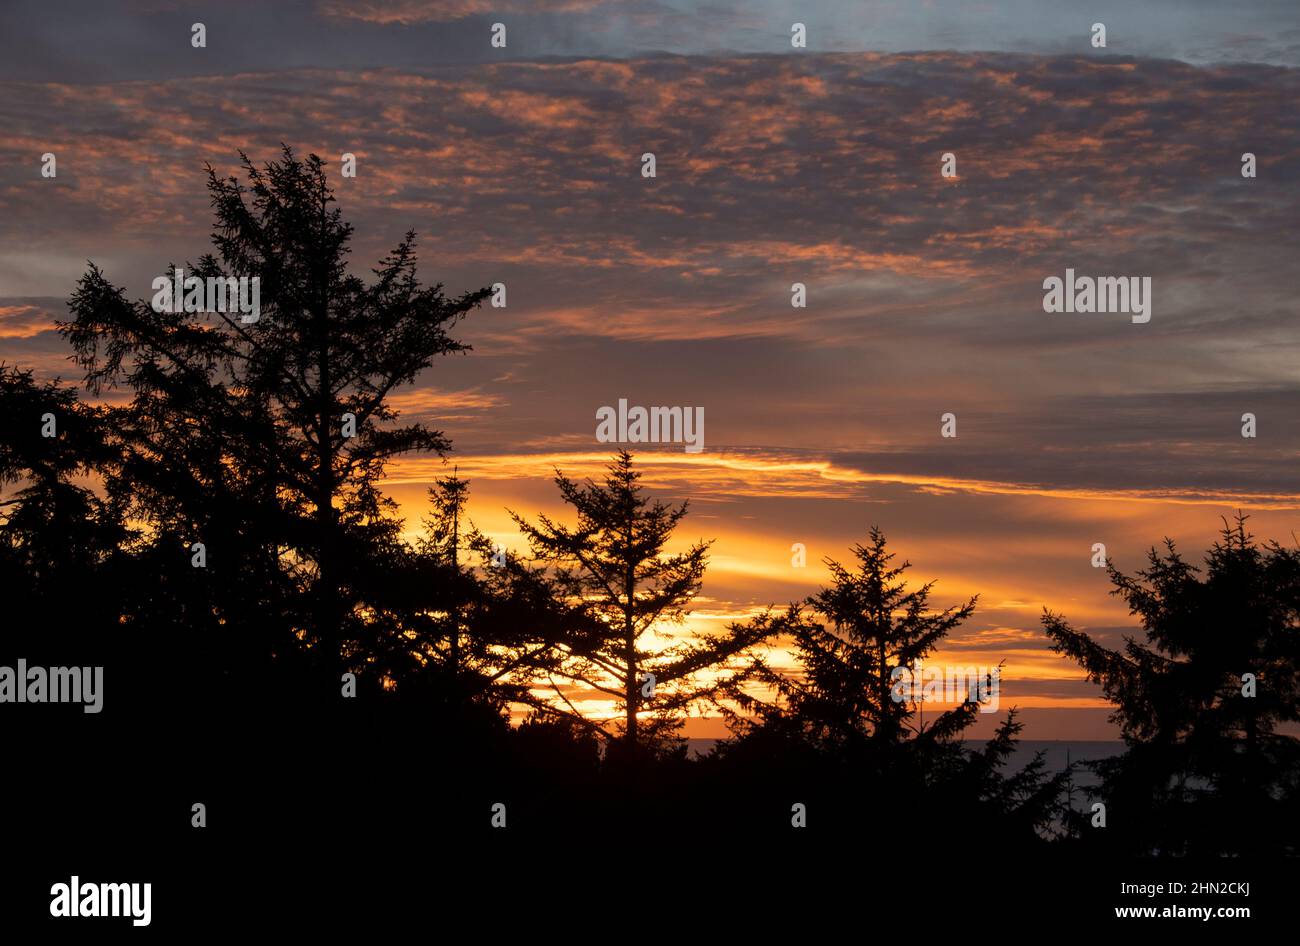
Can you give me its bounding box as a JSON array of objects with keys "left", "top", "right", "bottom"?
[
  {"left": 449, "top": 490, "right": 460, "bottom": 707},
  {"left": 314, "top": 195, "right": 339, "bottom": 681},
  {"left": 624, "top": 519, "right": 637, "bottom": 750}
]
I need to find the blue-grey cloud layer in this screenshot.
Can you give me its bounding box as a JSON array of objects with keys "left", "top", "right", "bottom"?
[
  {"left": 1, "top": 35, "right": 1297, "bottom": 503},
  {"left": 1, "top": 0, "right": 1298, "bottom": 85}
]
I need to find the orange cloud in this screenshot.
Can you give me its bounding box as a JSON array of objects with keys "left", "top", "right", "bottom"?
[{"left": 0, "top": 305, "right": 56, "bottom": 338}]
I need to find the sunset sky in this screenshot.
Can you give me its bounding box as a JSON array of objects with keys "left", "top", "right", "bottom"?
[{"left": 3, "top": 0, "right": 1298, "bottom": 738}]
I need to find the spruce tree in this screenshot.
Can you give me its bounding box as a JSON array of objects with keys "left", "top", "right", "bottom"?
[
  {"left": 60, "top": 147, "right": 490, "bottom": 688},
  {"left": 721, "top": 527, "right": 1066, "bottom": 842},
  {"left": 732, "top": 526, "right": 980, "bottom": 750},
  {"left": 377, "top": 472, "right": 574, "bottom": 723},
  {"left": 510, "top": 451, "right": 771, "bottom": 756},
  {"left": 1043, "top": 515, "right": 1300, "bottom": 854}
]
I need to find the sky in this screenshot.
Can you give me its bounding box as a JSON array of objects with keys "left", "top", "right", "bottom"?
[{"left": 2, "top": 0, "right": 1298, "bottom": 738}]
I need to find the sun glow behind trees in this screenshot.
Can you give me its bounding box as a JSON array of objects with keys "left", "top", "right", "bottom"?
[{"left": 379, "top": 449, "right": 1300, "bottom": 737}]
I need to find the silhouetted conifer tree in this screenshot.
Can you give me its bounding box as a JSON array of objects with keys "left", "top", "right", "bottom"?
[
  {"left": 729, "top": 527, "right": 980, "bottom": 747},
  {"left": 1044, "top": 515, "right": 1300, "bottom": 854},
  {"left": 376, "top": 473, "right": 577, "bottom": 724},
  {"left": 510, "top": 451, "right": 771, "bottom": 757},
  {"left": 0, "top": 364, "right": 131, "bottom": 662},
  {"left": 60, "top": 147, "right": 490, "bottom": 693},
  {"left": 721, "top": 527, "right": 1066, "bottom": 842}
]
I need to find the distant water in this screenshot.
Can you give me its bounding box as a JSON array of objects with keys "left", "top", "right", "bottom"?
[
  {"left": 689, "top": 737, "right": 1124, "bottom": 786},
  {"left": 686, "top": 738, "right": 719, "bottom": 758},
  {"left": 999, "top": 740, "right": 1123, "bottom": 788}
]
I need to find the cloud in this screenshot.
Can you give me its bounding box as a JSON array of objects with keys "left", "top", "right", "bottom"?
[
  {"left": 385, "top": 385, "right": 509, "bottom": 420},
  {"left": 385, "top": 448, "right": 1300, "bottom": 508},
  {"left": 316, "top": 0, "right": 603, "bottom": 23},
  {"left": 0, "top": 303, "right": 57, "bottom": 338},
  {"left": 4, "top": 1, "right": 1296, "bottom": 84},
  {"left": 4, "top": 51, "right": 1296, "bottom": 504},
  {"left": 5, "top": 54, "right": 1296, "bottom": 338}
]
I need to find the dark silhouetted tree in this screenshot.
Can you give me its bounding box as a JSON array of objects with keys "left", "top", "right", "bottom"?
[
  {"left": 0, "top": 364, "right": 126, "bottom": 595},
  {"left": 372, "top": 472, "right": 581, "bottom": 727},
  {"left": 0, "top": 364, "right": 132, "bottom": 668},
  {"left": 60, "top": 147, "right": 490, "bottom": 692},
  {"left": 511, "top": 451, "right": 772, "bottom": 757},
  {"left": 730, "top": 526, "right": 981, "bottom": 748},
  {"left": 720, "top": 527, "right": 1066, "bottom": 843},
  {"left": 1044, "top": 514, "right": 1300, "bottom": 854}
]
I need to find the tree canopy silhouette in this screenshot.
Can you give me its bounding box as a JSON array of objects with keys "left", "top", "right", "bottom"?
[
  {"left": 60, "top": 146, "right": 490, "bottom": 691},
  {"left": 511, "top": 451, "right": 772, "bottom": 758},
  {"left": 12, "top": 148, "right": 1267, "bottom": 852},
  {"left": 738, "top": 526, "right": 980, "bottom": 748},
  {"left": 719, "top": 527, "right": 1066, "bottom": 843},
  {"left": 374, "top": 472, "right": 584, "bottom": 726},
  {"left": 1044, "top": 514, "right": 1300, "bottom": 855}
]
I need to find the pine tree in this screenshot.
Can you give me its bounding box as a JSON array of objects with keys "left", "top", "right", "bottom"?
[
  {"left": 510, "top": 451, "right": 771, "bottom": 756},
  {"left": 60, "top": 146, "right": 490, "bottom": 688},
  {"left": 721, "top": 527, "right": 1066, "bottom": 842},
  {"left": 375, "top": 472, "right": 574, "bottom": 723},
  {"left": 0, "top": 364, "right": 126, "bottom": 585},
  {"left": 0, "top": 364, "right": 129, "bottom": 646},
  {"left": 1043, "top": 514, "right": 1300, "bottom": 854},
  {"left": 732, "top": 526, "right": 980, "bottom": 751}
]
